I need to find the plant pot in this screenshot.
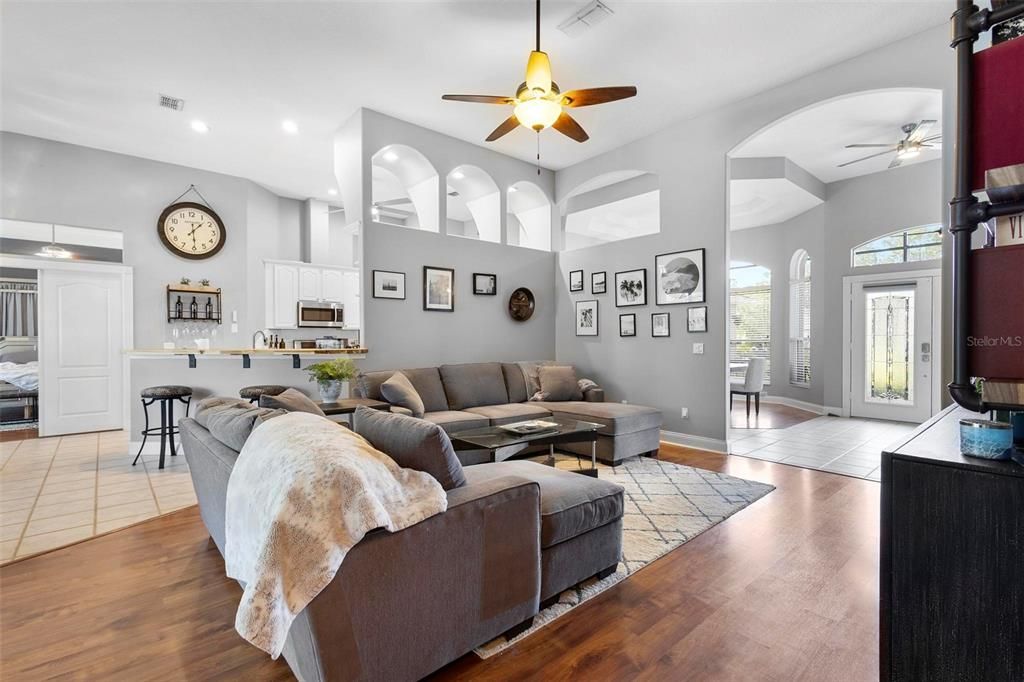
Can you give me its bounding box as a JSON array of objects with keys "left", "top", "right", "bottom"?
[{"left": 318, "top": 380, "right": 347, "bottom": 403}]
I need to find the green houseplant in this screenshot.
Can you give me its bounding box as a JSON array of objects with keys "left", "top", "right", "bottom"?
[{"left": 305, "top": 358, "right": 358, "bottom": 402}]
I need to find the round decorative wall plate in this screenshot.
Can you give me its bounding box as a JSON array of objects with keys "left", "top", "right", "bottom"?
[{"left": 508, "top": 287, "right": 535, "bottom": 321}]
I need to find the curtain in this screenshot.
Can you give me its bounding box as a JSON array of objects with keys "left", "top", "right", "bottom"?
[{"left": 1, "top": 283, "right": 37, "bottom": 337}]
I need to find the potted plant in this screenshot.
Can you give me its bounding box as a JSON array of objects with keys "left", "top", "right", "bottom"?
[{"left": 305, "top": 358, "right": 358, "bottom": 402}]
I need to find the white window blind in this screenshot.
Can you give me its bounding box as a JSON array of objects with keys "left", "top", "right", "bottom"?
[
  {"left": 730, "top": 284, "right": 771, "bottom": 385},
  {"left": 789, "top": 252, "right": 811, "bottom": 386}
]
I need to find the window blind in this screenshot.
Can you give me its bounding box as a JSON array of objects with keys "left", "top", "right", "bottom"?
[
  {"left": 730, "top": 285, "right": 771, "bottom": 384},
  {"left": 789, "top": 277, "right": 811, "bottom": 386}
]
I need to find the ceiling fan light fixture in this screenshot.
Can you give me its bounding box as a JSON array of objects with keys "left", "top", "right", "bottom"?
[
  {"left": 897, "top": 145, "right": 920, "bottom": 160},
  {"left": 525, "top": 50, "right": 553, "bottom": 95},
  {"left": 514, "top": 97, "right": 562, "bottom": 131}
]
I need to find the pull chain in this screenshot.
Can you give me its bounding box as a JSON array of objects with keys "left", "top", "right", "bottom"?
[{"left": 536, "top": 132, "right": 541, "bottom": 176}]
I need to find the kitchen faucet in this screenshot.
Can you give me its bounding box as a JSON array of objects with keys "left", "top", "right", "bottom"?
[{"left": 252, "top": 329, "right": 267, "bottom": 349}]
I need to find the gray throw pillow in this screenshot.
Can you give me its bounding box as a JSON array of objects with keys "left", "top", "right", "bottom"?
[
  {"left": 538, "top": 365, "right": 583, "bottom": 401},
  {"left": 194, "top": 397, "right": 282, "bottom": 451},
  {"left": 353, "top": 406, "right": 466, "bottom": 490},
  {"left": 259, "top": 388, "right": 326, "bottom": 416},
  {"left": 379, "top": 371, "right": 425, "bottom": 418}
]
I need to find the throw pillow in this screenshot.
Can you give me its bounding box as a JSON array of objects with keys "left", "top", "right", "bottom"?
[
  {"left": 353, "top": 406, "right": 466, "bottom": 490},
  {"left": 538, "top": 365, "right": 583, "bottom": 401},
  {"left": 195, "top": 397, "right": 282, "bottom": 451},
  {"left": 379, "top": 371, "right": 425, "bottom": 418},
  {"left": 259, "top": 388, "right": 326, "bottom": 417}
]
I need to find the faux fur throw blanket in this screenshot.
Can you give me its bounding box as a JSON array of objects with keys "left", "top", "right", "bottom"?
[{"left": 224, "top": 412, "right": 447, "bottom": 658}]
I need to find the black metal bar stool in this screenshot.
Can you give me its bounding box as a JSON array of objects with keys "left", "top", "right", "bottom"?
[
  {"left": 239, "top": 385, "right": 287, "bottom": 404},
  {"left": 133, "top": 385, "right": 193, "bottom": 470}
]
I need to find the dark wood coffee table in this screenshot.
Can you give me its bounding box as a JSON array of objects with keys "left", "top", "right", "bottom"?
[
  {"left": 316, "top": 398, "right": 391, "bottom": 416},
  {"left": 449, "top": 417, "right": 602, "bottom": 476}
]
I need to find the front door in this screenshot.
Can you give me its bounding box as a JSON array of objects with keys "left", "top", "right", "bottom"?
[
  {"left": 849, "top": 276, "right": 934, "bottom": 423},
  {"left": 39, "top": 269, "right": 125, "bottom": 436}
]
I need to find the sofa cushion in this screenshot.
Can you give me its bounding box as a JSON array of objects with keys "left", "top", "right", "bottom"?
[
  {"left": 356, "top": 368, "right": 449, "bottom": 413},
  {"left": 502, "top": 363, "right": 529, "bottom": 403},
  {"left": 353, "top": 407, "right": 466, "bottom": 490},
  {"left": 532, "top": 401, "right": 663, "bottom": 436},
  {"left": 422, "top": 410, "right": 490, "bottom": 434},
  {"left": 259, "top": 388, "right": 326, "bottom": 416},
  {"left": 462, "top": 461, "right": 623, "bottom": 548},
  {"left": 439, "top": 363, "right": 508, "bottom": 410},
  {"left": 464, "top": 402, "right": 553, "bottom": 426},
  {"left": 194, "top": 397, "right": 282, "bottom": 451},
  {"left": 379, "top": 371, "right": 425, "bottom": 418},
  {"left": 538, "top": 365, "right": 583, "bottom": 401}
]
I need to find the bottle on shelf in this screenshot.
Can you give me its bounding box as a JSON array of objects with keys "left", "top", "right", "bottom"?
[
  {"left": 279, "top": 337, "right": 286, "bottom": 349},
  {"left": 205, "top": 297, "right": 213, "bottom": 320},
  {"left": 189, "top": 296, "right": 198, "bottom": 319},
  {"left": 175, "top": 296, "right": 183, "bottom": 319}
]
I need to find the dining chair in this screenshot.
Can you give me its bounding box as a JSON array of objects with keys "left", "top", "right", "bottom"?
[{"left": 730, "top": 358, "right": 766, "bottom": 418}]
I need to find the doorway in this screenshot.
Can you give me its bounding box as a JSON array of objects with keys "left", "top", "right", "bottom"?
[{"left": 843, "top": 270, "right": 940, "bottom": 423}]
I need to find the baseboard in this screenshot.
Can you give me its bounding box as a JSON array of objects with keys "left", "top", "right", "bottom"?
[{"left": 660, "top": 430, "right": 728, "bottom": 454}]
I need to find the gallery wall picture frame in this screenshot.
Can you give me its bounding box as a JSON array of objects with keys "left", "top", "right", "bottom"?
[
  {"left": 592, "top": 271, "right": 607, "bottom": 294},
  {"left": 651, "top": 312, "right": 670, "bottom": 337},
  {"left": 619, "top": 313, "right": 637, "bottom": 337},
  {"left": 423, "top": 266, "right": 455, "bottom": 312},
  {"left": 569, "top": 269, "right": 584, "bottom": 292},
  {"left": 655, "top": 248, "right": 705, "bottom": 305},
  {"left": 615, "top": 268, "right": 647, "bottom": 307},
  {"left": 372, "top": 270, "right": 406, "bottom": 300},
  {"left": 575, "top": 299, "right": 599, "bottom": 336},
  {"left": 687, "top": 305, "right": 708, "bottom": 333},
  {"left": 473, "top": 272, "right": 497, "bottom": 296}
]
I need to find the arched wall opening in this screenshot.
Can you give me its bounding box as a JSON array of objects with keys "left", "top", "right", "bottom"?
[
  {"left": 371, "top": 144, "right": 439, "bottom": 232},
  {"left": 507, "top": 181, "right": 551, "bottom": 251},
  {"left": 558, "top": 170, "right": 660, "bottom": 252},
  {"left": 445, "top": 164, "right": 500, "bottom": 243}
]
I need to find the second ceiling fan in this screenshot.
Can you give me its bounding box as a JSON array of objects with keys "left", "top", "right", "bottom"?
[{"left": 442, "top": 0, "right": 637, "bottom": 144}]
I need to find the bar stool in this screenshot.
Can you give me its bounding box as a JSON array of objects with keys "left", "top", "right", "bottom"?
[
  {"left": 133, "top": 385, "right": 193, "bottom": 470},
  {"left": 239, "top": 385, "right": 287, "bottom": 404}
]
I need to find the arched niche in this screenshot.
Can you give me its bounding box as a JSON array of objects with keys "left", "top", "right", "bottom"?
[
  {"left": 559, "top": 170, "right": 660, "bottom": 251},
  {"left": 446, "top": 165, "right": 500, "bottom": 243},
  {"left": 507, "top": 181, "right": 551, "bottom": 251},
  {"left": 371, "top": 144, "right": 439, "bottom": 232}
]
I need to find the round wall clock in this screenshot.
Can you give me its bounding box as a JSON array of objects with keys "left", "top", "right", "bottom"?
[
  {"left": 508, "top": 287, "right": 536, "bottom": 321},
  {"left": 158, "top": 201, "right": 226, "bottom": 259}
]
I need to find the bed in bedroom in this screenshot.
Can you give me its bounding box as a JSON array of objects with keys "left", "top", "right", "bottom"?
[{"left": 0, "top": 337, "right": 38, "bottom": 426}]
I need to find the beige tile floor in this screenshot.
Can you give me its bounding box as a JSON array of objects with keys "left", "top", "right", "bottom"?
[{"left": 0, "top": 430, "right": 196, "bottom": 564}]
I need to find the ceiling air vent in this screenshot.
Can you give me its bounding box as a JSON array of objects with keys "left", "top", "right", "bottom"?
[
  {"left": 158, "top": 94, "right": 185, "bottom": 111},
  {"left": 558, "top": 0, "right": 614, "bottom": 37}
]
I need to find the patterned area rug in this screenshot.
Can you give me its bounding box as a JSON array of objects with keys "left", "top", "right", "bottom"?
[{"left": 474, "top": 455, "right": 774, "bottom": 658}]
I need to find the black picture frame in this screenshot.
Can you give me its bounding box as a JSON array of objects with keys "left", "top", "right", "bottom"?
[
  {"left": 575, "top": 299, "right": 599, "bottom": 336},
  {"left": 371, "top": 270, "right": 406, "bottom": 300},
  {"left": 472, "top": 272, "right": 497, "bottom": 296},
  {"left": 655, "top": 248, "right": 705, "bottom": 305},
  {"left": 423, "top": 266, "right": 455, "bottom": 312},
  {"left": 569, "top": 269, "right": 584, "bottom": 292},
  {"left": 652, "top": 312, "right": 670, "bottom": 337},
  {"left": 614, "top": 268, "right": 648, "bottom": 307},
  {"left": 592, "top": 271, "right": 607, "bottom": 294},
  {"left": 687, "top": 305, "right": 708, "bottom": 333},
  {"left": 619, "top": 313, "right": 637, "bottom": 337}
]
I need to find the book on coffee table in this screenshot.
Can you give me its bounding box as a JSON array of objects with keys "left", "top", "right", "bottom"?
[{"left": 498, "top": 420, "right": 559, "bottom": 435}]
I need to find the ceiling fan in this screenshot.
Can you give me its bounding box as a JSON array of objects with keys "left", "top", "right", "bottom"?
[
  {"left": 441, "top": 0, "right": 637, "bottom": 144},
  {"left": 838, "top": 120, "right": 941, "bottom": 169}
]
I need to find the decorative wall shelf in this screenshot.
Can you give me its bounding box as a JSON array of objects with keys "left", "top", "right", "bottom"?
[{"left": 167, "top": 284, "right": 222, "bottom": 324}]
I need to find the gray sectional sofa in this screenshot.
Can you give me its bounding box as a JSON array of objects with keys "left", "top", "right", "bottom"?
[{"left": 355, "top": 361, "right": 663, "bottom": 465}]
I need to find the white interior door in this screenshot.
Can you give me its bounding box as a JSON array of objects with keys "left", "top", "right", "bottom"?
[
  {"left": 40, "top": 269, "right": 125, "bottom": 436},
  {"left": 849, "top": 277, "right": 934, "bottom": 422}
]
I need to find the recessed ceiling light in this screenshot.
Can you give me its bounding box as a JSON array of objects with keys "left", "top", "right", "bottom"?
[
  {"left": 452, "top": 170, "right": 465, "bottom": 180},
  {"left": 327, "top": 189, "right": 338, "bottom": 196},
  {"left": 508, "top": 186, "right": 518, "bottom": 192},
  {"left": 282, "top": 119, "right": 298, "bottom": 134},
  {"left": 191, "top": 120, "right": 209, "bottom": 133},
  {"left": 382, "top": 150, "right": 399, "bottom": 162}
]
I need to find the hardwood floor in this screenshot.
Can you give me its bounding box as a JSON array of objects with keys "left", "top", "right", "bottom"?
[
  {"left": 730, "top": 401, "right": 819, "bottom": 430},
  {"left": 0, "top": 445, "right": 880, "bottom": 681}
]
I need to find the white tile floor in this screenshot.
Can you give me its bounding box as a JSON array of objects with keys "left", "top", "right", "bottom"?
[
  {"left": 728, "top": 416, "right": 919, "bottom": 481},
  {"left": 0, "top": 430, "right": 196, "bottom": 564}
]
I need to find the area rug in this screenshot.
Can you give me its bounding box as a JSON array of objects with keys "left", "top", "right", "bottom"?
[{"left": 474, "top": 455, "right": 774, "bottom": 658}]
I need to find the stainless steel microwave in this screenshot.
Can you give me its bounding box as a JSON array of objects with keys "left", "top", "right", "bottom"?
[{"left": 297, "top": 300, "right": 344, "bottom": 328}]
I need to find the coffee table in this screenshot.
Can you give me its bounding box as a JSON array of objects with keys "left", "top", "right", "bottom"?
[{"left": 449, "top": 417, "right": 603, "bottom": 476}]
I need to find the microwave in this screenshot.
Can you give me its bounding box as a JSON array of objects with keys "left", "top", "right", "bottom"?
[{"left": 297, "top": 300, "right": 344, "bottom": 328}]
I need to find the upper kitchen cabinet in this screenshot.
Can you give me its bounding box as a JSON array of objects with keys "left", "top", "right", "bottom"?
[
  {"left": 321, "top": 268, "right": 345, "bottom": 302},
  {"left": 299, "top": 266, "right": 322, "bottom": 300},
  {"left": 264, "top": 260, "right": 360, "bottom": 330}
]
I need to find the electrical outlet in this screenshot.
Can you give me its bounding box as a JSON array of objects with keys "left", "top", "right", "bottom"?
[
  {"left": 680, "top": 407, "right": 689, "bottom": 418},
  {"left": 692, "top": 343, "right": 704, "bottom": 354}
]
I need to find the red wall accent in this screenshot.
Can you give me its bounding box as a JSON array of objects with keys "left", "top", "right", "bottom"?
[
  {"left": 968, "top": 243, "right": 1024, "bottom": 380},
  {"left": 972, "top": 38, "right": 1024, "bottom": 191}
]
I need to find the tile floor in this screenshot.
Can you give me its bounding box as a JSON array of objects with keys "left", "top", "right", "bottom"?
[
  {"left": 0, "top": 430, "right": 196, "bottom": 564},
  {"left": 728, "top": 415, "right": 919, "bottom": 481}
]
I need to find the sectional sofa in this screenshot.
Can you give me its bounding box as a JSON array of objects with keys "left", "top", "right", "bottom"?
[{"left": 354, "top": 361, "right": 663, "bottom": 465}]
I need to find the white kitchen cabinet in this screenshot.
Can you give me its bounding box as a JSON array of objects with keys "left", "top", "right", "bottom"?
[
  {"left": 265, "top": 260, "right": 361, "bottom": 330},
  {"left": 267, "top": 262, "right": 299, "bottom": 329},
  {"left": 321, "top": 268, "right": 345, "bottom": 303},
  {"left": 298, "top": 267, "right": 321, "bottom": 300}
]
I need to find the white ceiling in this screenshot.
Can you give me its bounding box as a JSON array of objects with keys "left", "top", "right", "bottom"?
[
  {"left": 730, "top": 178, "right": 824, "bottom": 231},
  {"left": 0, "top": 1, "right": 948, "bottom": 202}
]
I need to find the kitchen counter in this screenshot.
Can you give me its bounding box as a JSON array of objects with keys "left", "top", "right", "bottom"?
[{"left": 127, "top": 347, "right": 367, "bottom": 368}]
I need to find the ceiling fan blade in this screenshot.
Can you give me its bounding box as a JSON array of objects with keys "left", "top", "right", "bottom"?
[
  {"left": 374, "top": 198, "right": 413, "bottom": 207},
  {"left": 561, "top": 86, "right": 637, "bottom": 108},
  {"left": 907, "top": 119, "right": 937, "bottom": 143},
  {"left": 888, "top": 155, "right": 904, "bottom": 169},
  {"left": 485, "top": 115, "right": 520, "bottom": 142},
  {"left": 442, "top": 94, "right": 515, "bottom": 105},
  {"left": 921, "top": 134, "right": 942, "bottom": 142},
  {"left": 552, "top": 112, "right": 589, "bottom": 142},
  {"left": 845, "top": 143, "right": 897, "bottom": 148},
  {"left": 837, "top": 149, "right": 894, "bottom": 168}
]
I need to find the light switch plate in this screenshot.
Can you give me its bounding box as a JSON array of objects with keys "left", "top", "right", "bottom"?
[
  {"left": 230, "top": 323, "right": 238, "bottom": 333},
  {"left": 692, "top": 343, "right": 704, "bottom": 354}
]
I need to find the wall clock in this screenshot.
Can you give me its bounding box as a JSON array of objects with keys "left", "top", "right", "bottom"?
[
  {"left": 157, "top": 201, "right": 226, "bottom": 259},
  {"left": 508, "top": 287, "right": 535, "bottom": 321}
]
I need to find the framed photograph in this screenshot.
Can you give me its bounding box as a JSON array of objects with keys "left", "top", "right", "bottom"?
[
  {"left": 687, "top": 305, "right": 708, "bottom": 333},
  {"left": 569, "top": 269, "right": 584, "bottom": 292},
  {"left": 473, "top": 272, "right": 497, "bottom": 296},
  {"left": 655, "top": 248, "right": 705, "bottom": 305},
  {"left": 372, "top": 270, "right": 406, "bottom": 300},
  {"left": 652, "top": 312, "right": 670, "bottom": 337},
  {"left": 591, "top": 271, "right": 607, "bottom": 294},
  {"left": 575, "top": 300, "right": 599, "bottom": 337},
  {"left": 615, "top": 268, "right": 647, "bottom": 307},
  {"left": 619, "top": 313, "right": 637, "bottom": 337},
  {"left": 423, "top": 266, "right": 455, "bottom": 312}
]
